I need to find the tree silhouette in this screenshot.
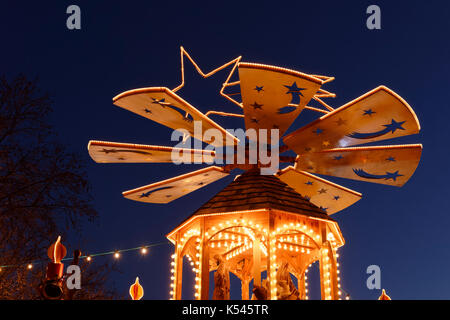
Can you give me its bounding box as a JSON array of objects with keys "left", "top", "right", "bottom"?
[{"left": 0, "top": 75, "right": 117, "bottom": 299}]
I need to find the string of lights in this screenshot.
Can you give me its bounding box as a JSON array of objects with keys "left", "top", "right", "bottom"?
[{"left": 0, "top": 240, "right": 170, "bottom": 270}]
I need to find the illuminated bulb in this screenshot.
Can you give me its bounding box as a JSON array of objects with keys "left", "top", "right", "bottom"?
[
  {"left": 86, "top": 256, "right": 92, "bottom": 262},
  {"left": 114, "top": 252, "right": 120, "bottom": 259},
  {"left": 27, "top": 264, "right": 33, "bottom": 270}
]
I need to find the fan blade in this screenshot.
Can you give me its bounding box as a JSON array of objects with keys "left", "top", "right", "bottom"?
[
  {"left": 122, "top": 166, "right": 229, "bottom": 204},
  {"left": 88, "top": 140, "right": 216, "bottom": 164},
  {"left": 277, "top": 166, "right": 362, "bottom": 215},
  {"left": 238, "top": 63, "right": 323, "bottom": 138},
  {"left": 296, "top": 144, "right": 422, "bottom": 187},
  {"left": 113, "top": 87, "right": 239, "bottom": 147},
  {"left": 283, "top": 86, "right": 421, "bottom": 153}
]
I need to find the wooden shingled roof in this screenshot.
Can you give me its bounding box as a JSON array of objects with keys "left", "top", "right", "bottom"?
[{"left": 192, "top": 168, "right": 334, "bottom": 221}]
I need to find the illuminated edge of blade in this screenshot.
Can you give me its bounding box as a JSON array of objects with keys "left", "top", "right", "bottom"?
[{"left": 238, "top": 62, "right": 324, "bottom": 85}]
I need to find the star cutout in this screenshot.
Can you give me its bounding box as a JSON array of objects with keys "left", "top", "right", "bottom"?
[
  {"left": 386, "top": 171, "right": 404, "bottom": 181},
  {"left": 284, "top": 82, "right": 306, "bottom": 104},
  {"left": 333, "top": 155, "right": 343, "bottom": 160},
  {"left": 322, "top": 141, "right": 330, "bottom": 147},
  {"left": 334, "top": 196, "right": 340, "bottom": 201},
  {"left": 151, "top": 98, "right": 169, "bottom": 106},
  {"left": 313, "top": 128, "right": 323, "bottom": 135},
  {"left": 363, "top": 109, "right": 376, "bottom": 116},
  {"left": 318, "top": 188, "right": 327, "bottom": 194},
  {"left": 304, "top": 195, "right": 311, "bottom": 201},
  {"left": 386, "top": 157, "right": 396, "bottom": 162},
  {"left": 144, "top": 108, "right": 152, "bottom": 114},
  {"left": 304, "top": 147, "right": 312, "bottom": 152},
  {"left": 254, "top": 86, "right": 264, "bottom": 93},
  {"left": 335, "top": 118, "right": 347, "bottom": 126},
  {"left": 319, "top": 206, "right": 328, "bottom": 213},
  {"left": 305, "top": 181, "right": 314, "bottom": 186},
  {"left": 251, "top": 118, "right": 259, "bottom": 124},
  {"left": 251, "top": 102, "right": 263, "bottom": 110},
  {"left": 383, "top": 119, "right": 406, "bottom": 133}
]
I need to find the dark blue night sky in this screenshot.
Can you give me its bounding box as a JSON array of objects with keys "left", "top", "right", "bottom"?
[{"left": 1, "top": 1, "right": 450, "bottom": 299}]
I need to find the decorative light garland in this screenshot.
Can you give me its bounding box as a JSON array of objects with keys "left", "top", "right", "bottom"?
[{"left": 0, "top": 241, "right": 170, "bottom": 270}]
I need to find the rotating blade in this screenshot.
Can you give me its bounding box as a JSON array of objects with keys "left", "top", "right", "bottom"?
[
  {"left": 283, "top": 86, "right": 421, "bottom": 153},
  {"left": 113, "top": 87, "right": 239, "bottom": 147},
  {"left": 296, "top": 144, "right": 422, "bottom": 187},
  {"left": 88, "top": 140, "right": 216, "bottom": 164},
  {"left": 238, "top": 63, "right": 323, "bottom": 139},
  {"left": 122, "top": 166, "right": 229, "bottom": 204},
  {"left": 277, "top": 166, "right": 362, "bottom": 215}
]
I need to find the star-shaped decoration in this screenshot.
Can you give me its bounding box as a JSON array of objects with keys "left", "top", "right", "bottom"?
[
  {"left": 386, "top": 171, "right": 404, "bottom": 181},
  {"left": 383, "top": 119, "right": 406, "bottom": 133},
  {"left": 304, "top": 147, "right": 312, "bottom": 152},
  {"left": 251, "top": 118, "right": 259, "bottom": 124},
  {"left": 313, "top": 128, "right": 323, "bottom": 135},
  {"left": 386, "top": 157, "right": 396, "bottom": 162},
  {"left": 305, "top": 181, "right": 314, "bottom": 186},
  {"left": 273, "top": 124, "right": 280, "bottom": 129},
  {"left": 318, "top": 188, "right": 327, "bottom": 194},
  {"left": 319, "top": 206, "right": 328, "bottom": 213},
  {"left": 151, "top": 98, "right": 169, "bottom": 106},
  {"left": 334, "top": 196, "right": 340, "bottom": 201},
  {"left": 198, "top": 182, "right": 204, "bottom": 186},
  {"left": 254, "top": 86, "right": 264, "bottom": 93},
  {"left": 284, "top": 82, "right": 306, "bottom": 104},
  {"left": 144, "top": 108, "right": 152, "bottom": 114},
  {"left": 304, "top": 195, "right": 311, "bottom": 201},
  {"left": 118, "top": 157, "right": 125, "bottom": 161},
  {"left": 333, "top": 155, "right": 343, "bottom": 160},
  {"left": 322, "top": 141, "right": 330, "bottom": 147},
  {"left": 335, "top": 118, "right": 347, "bottom": 126},
  {"left": 251, "top": 102, "right": 263, "bottom": 110},
  {"left": 363, "top": 109, "right": 376, "bottom": 116}
]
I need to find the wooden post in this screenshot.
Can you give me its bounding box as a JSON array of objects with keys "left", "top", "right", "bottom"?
[
  {"left": 174, "top": 233, "right": 183, "bottom": 300},
  {"left": 252, "top": 233, "right": 261, "bottom": 287},
  {"left": 200, "top": 218, "right": 210, "bottom": 300},
  {"left": 241, "top": 279, "right": 249, "bottom": 300},
  {"left": 267, "top": 214, "right": 276, "bottom": 300},
  {"left": 295, "top": 272, "right": 306, "bottom": 300},
  {"left": 319, "top": 240, "right": 339, "bottom": 300},
  {"left": 319, "top": 247, "right": 326, "bottom": 300},
  {"left": 327, "top": 241, "right": 339, "bottom": 300}
]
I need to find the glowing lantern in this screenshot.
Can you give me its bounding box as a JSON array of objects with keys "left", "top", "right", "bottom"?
[
  {"left": 378, "top": 289, "right": 391, "bottom": 300},
  {"left": 129, "top": 277, "right": 144, "bottom": 300},
  {"left": 41, "top": 236, "right": 67, "bottom": 300}
]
